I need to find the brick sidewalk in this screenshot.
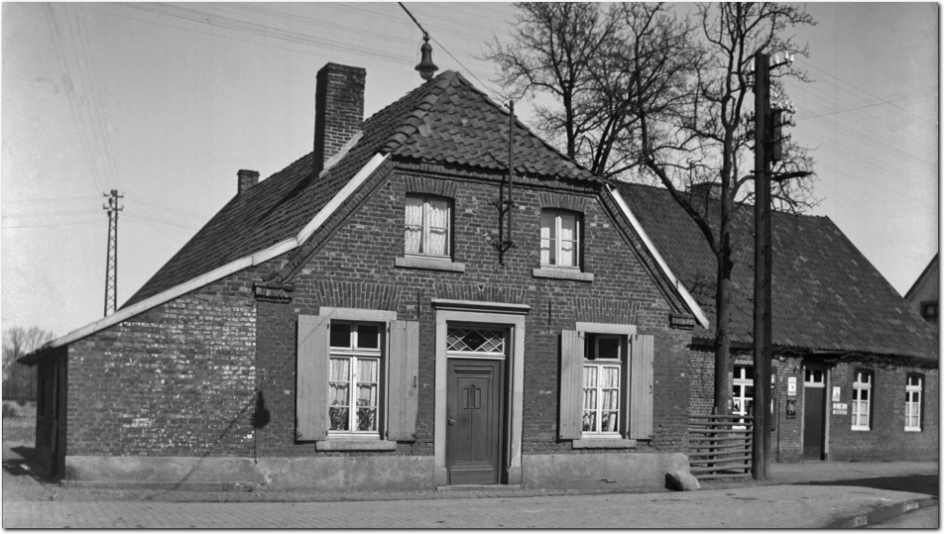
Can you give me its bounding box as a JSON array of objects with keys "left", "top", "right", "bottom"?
[{"left": 2, "top": 483, "right": 934, "bottom": 528}]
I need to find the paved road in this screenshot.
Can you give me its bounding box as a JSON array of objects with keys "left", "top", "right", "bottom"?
[
  {"left": 867, "top": 505, "right": 939, "bottom": 529},
  {"left": 3, "top": 484, "right": 932, "bottom": 528}
]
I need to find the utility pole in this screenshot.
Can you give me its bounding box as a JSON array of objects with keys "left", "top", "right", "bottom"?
[
  {"left": 103, "top": 189, "right": 123, "bottom": 316},
  {"left": 752, "top": 52, "right": 773, "bottom": 481}
]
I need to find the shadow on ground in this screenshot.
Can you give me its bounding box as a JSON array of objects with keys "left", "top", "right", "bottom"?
[
  {"left": 3, "top": 445, "right": 51, "bottom": 480},
  {"left": 797, "top": 474, "right": 938, "bottom": 496}
]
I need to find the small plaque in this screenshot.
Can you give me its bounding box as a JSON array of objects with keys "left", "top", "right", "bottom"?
[
  {"left": 832, "top": 386, "right": 841, "bottom": 402},
  {"left": 785, "top": 399, "right": 797, "bottom": 419},
  {"left": 787, "top": 377, "right": 797, "bottom": 397},
  {"left": 669, "top": 314, "right": 696, "bottom": 330},
  {"left": 832, "top": 402, "right": 848, "bottom": 415}
]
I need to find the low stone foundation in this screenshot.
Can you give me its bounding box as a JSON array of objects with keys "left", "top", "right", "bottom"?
[
  {"left": 64, "top": 452, "right": 688, "bottom": 492},
  {"left": 521, "top": 452, "right": 690, "bottom": 491}
]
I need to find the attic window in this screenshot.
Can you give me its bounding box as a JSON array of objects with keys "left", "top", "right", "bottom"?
[{"left": 405, "top": 195, "right": 451, "bottom": 259}]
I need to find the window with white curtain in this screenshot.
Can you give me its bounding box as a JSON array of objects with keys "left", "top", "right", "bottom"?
[
  {"left": 540, "top": 210, "right": 580, "bottom": 268},
  {"left": 328, "top": 321, "right": 383, "bottom": 437},
  {"left": 405, "top": 195, "right": 451, "bottom": 258},
  {"left": 582, "top": 334, "right": 624, "bottom": 436}
]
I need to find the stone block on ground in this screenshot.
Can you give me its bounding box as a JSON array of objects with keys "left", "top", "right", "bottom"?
[{"left": 666, "top": 470, "right": 700, "bottom": 491}]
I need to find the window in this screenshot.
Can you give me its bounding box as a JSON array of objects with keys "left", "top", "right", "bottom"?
[
  {"left": 296, "top": 313, "right": 419, "bottom": 449},
  {"left": 405, "top": 196, "right": 451, "bottom": 258},
  {"left": 732, "top": 365, "right": 754, "bottom": 425},
  {"left": 328, "top": 321, "right": 383, "bottom": 436},
  {"left": 540, "top": 210, "right": 580, "bottom": 268},
  {"left": 582, "top": 334, "right": 624, "bottom": 435},
  {"left": 905, "top": 374, "right": 923, "bottom": 431},
  {"left": 852, "top": 370, "right": 872, "bottom": 431},
  {"left": 921, "top": 302, "right": 938, "bottom": 322}
]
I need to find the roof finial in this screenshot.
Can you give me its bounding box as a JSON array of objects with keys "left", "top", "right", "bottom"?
[{"left": 415, "top": 33, "right": 439, "bottom": 81}]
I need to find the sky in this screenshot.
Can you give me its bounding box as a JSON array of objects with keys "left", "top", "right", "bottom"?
[{"left": 1, "top": 2, "right": 938, "bottom": 339}]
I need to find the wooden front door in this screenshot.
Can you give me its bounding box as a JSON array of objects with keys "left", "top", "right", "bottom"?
[
  {"left": 446, "top": 358, "right": 504, "bottom": 485},
  {"left": 802, "top": 369, "right": 826, "bottom": 460}
]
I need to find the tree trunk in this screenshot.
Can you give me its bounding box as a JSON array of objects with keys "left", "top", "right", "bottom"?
[{"left": 712, "top": 246, "right": 734, "bottom": 415}]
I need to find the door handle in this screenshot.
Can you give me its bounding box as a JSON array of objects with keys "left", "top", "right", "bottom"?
[{"left": 448, "top": 419, "right": 456, "bottom": 426}]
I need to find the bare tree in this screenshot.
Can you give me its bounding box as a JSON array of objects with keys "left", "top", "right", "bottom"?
[
  {"left": 484, "top": 3, "right": 621, "bottom": 172},
  {"left": 625, "top": 3, "right": 816, "bottom": 413},
  {"left": 487, "top": 3, "right": 816, "bottom": 414},
  {"left": 3, "top": 326, "right": 54, "bottom": 379}
]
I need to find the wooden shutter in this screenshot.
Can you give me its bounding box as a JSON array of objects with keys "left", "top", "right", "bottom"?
[
  {"left": 387, "top": 320, "right": 419, "bottom": 441},
  {"left": 629, "top": 334, "right": 654, "bottom": 439},
  {"left": 296, "top": 315, "right": 329, "bottom": 441},
  {"left": 559, "top": 330, "right": 584, "bottom": 440}
]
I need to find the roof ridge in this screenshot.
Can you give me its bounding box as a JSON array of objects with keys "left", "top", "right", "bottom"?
[{"left": 379, "top": 70, "right": 458, "bottom": 154}]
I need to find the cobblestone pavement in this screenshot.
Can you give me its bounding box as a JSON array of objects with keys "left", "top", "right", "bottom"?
[{"left": 2, "top": 484, "right": 934, "bottom": 528}]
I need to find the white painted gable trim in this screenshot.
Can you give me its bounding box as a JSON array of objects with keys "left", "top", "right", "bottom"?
[
  {"left": 606, "top": 184, "right": 710, "bottom": 330},
  {"left": 42, "top": 153, "right": 390, "bottom": 351}
]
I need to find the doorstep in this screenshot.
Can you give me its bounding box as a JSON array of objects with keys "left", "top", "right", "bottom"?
[{"left": 437, "top": 484, "right": 522, "bottom": 491}]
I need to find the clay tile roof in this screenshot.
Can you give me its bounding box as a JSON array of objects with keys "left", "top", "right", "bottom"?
[
  {"left": 124, "top": 70, "right": 597, "bottom": 307},
  {"left": 613, "top": 182, "right": 938, "bottom": 361}
]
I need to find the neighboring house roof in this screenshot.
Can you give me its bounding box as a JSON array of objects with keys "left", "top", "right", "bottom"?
[
  {"left": 25, "top": 69, "right": 704, "bottom": 358},
  {"left": 904, "top": 252, "right": 939, "bottom": 303},
  {"left": 614, "top": 182, "right": 938, "bottom": 361},
  {"left": 126, "top": 71, "right": 595, "bottom": 308}
]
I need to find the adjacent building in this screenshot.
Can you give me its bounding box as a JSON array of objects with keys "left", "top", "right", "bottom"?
[
  {"left": 617, "top": 183, "right": 938, "bottom": 462},
  {"left": 905, "top": 253, "right": 939, "bottom": 324}
]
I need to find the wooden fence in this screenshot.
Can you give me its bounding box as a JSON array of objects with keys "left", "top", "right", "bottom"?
[{"left": 687, "top": 414, "right": 752, "bottom": 480}]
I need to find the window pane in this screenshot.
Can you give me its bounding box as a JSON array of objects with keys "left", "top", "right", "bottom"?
[
  {"left": 330, "top": 323, "right": 351, "bottom": 348},
  {"left": 405, "top": 227, "right": 422, "bottom": 254},
  {"left": 861, "top": 389, "right": 869, "bottom": 401},
  {"left": 597, "top": 338, "right": 620, "bottom": 360},
  {"left": 405, "top": 197, "right": 424, "bottom": 226},
  {"left": 329, "top": 358, "right": 350, "bottom": 431},
  {"left": 582, "top": 410, "right": 596, "bottom": 432},
  {"left": 601, "top": 366, "right": 620, "bottom": 388},
  {"left": 602, "top": 411, "right": 619, "bottom": 432},
  {"left": 356, "top": 408, "right": 377, "bottom": 431},
  {"left": 559, "top": 240, "right": 575, "bottom": 267},
  {"left": 428, "top": 228, "right": 447, "bottom": 256},
  {"left": 427, "top": 199, "right": 449, "bottom": 228},
  {"left": 584, "top": 365, "right": 598, "bottom": 389},
  {"left": 559, "top": 214, "right": 576, "bottom": 242},
  {"left": 357, "top": 324, "right": 380, "bottom": 350},
  {"left": 742, "top": 366, "right": 754, "bottom": 380},
  {"left": 541, "top": 212, "right": 556, "bottom": 265}
]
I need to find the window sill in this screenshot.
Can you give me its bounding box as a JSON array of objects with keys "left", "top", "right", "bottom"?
[
  {"left": 395, "top": 256, "right": 466, "bottom": 273},
  {"left": 572, "top": 438, "right": 637, "bottom": 449},
  {"left": 851, "top": 427, "right": 871, "bottom": 432},
  {"left": 905, "top": 427, "right": 922, "bottom": 433},
  {"left": 315, "top": 440, "right": 397, "bottom": 451},
  {"left": 532, "top": 267, "right": 594, "bottom": 282}
]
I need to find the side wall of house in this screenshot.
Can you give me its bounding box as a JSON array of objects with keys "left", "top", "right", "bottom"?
[{"left": 65, "top": 272, "right": 258, "bottom": 468}]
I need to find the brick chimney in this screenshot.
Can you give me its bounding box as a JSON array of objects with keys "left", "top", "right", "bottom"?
[
  {"left": 314, "top": 63, "right": 365, "bottom": 175},
  {"left": 238, "top": 169, "right": 259, "bottom": 195}
]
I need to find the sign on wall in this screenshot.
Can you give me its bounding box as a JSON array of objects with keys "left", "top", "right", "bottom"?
[
  {"left": 832, "top": 386, "right": 841, "bottom": 402},
  {"left": 787, "top": 377, "right": 797, "bottom": 397},
  {"left": 832, "top": 402, "right": 848, "bottom": 415},
  {"left": 785, "top": 399, "right": 797, "bottom": 419}
]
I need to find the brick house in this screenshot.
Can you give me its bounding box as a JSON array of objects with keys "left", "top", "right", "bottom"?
[
  {"left": 616, "top": 183, "right": 939, "bottom": 462},
  {"left": 21, "top": 64, "right": 710, "bottom": 490}
]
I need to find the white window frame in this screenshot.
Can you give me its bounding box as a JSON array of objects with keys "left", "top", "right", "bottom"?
[
  {"left": 405, "top": 195, "right": 451, "bottom": 259},
  {"left": 328, "top": 320, "right": 384, "bottom": 439},
  {"left": 851, "top": 370, "right": 872, "bottom": 431},
  {"left": 581, "top": 334, "right": 625, "bottom": 437},
  {"left": 732, "top": 364, "right": 754, "bottom": 427},
  {"left": 540, "top": 210, "right": 581, "bottom": 269},
  {"left": 905, "top": 375, "right": 922, "bottom": 432}
]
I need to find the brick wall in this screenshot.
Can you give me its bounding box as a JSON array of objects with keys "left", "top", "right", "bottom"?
[
  {"left": 253, "top": 164, "right": 694, "bottom": 458},
  {"left": 67, "top": 272, "right": 258, "bottom": 456},
  {"left": 64, "top": 161, "right": 696, "bottom": 461},
  {"left": 688, "top": 351, "right": 938, "bottom": 462}
]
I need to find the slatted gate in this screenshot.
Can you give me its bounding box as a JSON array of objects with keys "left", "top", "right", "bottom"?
[{"left": 687, "top": 414, "right": 753, "bottom": 480}]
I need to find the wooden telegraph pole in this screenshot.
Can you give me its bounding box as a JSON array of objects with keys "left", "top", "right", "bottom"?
[{"left": 752, "top": 52, "right": 773, "bottom": 480}]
